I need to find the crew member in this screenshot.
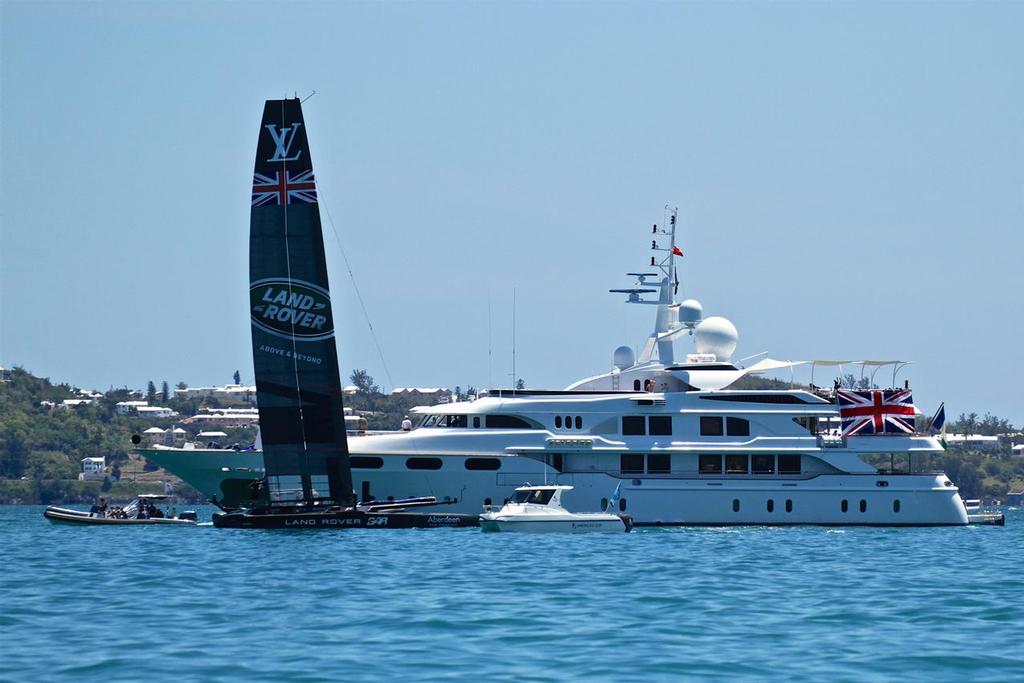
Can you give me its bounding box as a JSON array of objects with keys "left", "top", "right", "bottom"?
[{"left": 401, "top": 415, "right": 413, "bottom": 431}]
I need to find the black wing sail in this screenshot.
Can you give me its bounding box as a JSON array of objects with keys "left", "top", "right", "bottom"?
[{"left": 249, "top": 98, "right": 353, "bottom": 507}]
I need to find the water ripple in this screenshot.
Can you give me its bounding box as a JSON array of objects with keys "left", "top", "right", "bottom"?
[{"left": 2, "top": 506, "right": 1022, "bottom": 681}]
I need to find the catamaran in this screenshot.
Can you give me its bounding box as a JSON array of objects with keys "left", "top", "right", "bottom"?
[
  {"left": 212, "top": 98, "right": 477, "bottom": 529},
  {"left": 140, "top": 104, "right": 991, "bottom": 527}
]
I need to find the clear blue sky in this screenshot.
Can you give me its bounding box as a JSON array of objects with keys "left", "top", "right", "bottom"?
[{"left": 2, "top": 2, "right": 1021, "bottom": 422}]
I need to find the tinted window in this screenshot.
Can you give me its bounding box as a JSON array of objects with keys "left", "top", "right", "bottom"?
[
  {"left": 700, "top": 416, "right": 724, "bottom": 436},
  {"left": 351, "top": 456, "right": 383, "bottom": 469},
  {"left": 464, "top": 458, "right": 500, "bottom": 471},
  {"left": 751, "top": 454, "right": 774, "bottom": 474},
  {"left": 647, "top": 453, "right": 671, "bottom": 474},
  {"left": 406, "top": 457, "right": 443, "bottom": 470},
  {"left": 841, "top": 499, "right": 849, "bottom": 512},
  {"left": 726, "top": 417, "right": 750, "bottom": 436},
  {"left": 445, "top": 415, "right": 468, "bottom": 428},
  {"left": 620, "top": 453, "right": 644, "bottom": 474},
  {"left": 473, "top": 416, "right": 480, "bottom": 428},
  {"left": 486, "top": 415, "right": 531, "bottom": 429},
  {"left": 699, "top": 454, "right": 722, "bottom": 474},
  {"left": 619, "top": 497, "right": 627, "bottom": 512},
  {"left": 732, "top": 498, "right": 740, "bottom": 512},
  {"left": 778, "top": 454, "right": 801, "bottom": 474},
  {"left": 554, "top": 416, "right": 562, "bottom": 429},
  {"left": 575, "top": 416, "right": 582, "bottom": 430},
  {"left": 785, "top": 499, "right": 793, "bottom": 513},
  {"left": 725, "top": 454, "right": 748, "bottom": 474},
  {"left": 894, "top": 499, "right": 901, "bottom": 513},
  {"left": 767, "top": 499, "right": 774, "bottom": 512},
  {"left": 633, "top": 380, "right": 642, "bottom": 391},
  {"left": 860, "top": 499, "right": 867, "bottom": 513},
  {"left": 565, "top": 416, "right": 572, "bottom": 429},
  {"left": 648, "top": 415, "right": 672, "bottom": 436},
  {"left": 622, "top": 416, "right": 646, "bottom": 435}
]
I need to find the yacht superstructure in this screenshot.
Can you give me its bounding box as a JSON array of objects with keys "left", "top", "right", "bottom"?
[{"left": 141, "top": 209, "right": 967, "bottom": 525}]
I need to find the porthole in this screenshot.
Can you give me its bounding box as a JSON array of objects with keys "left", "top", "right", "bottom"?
[
  {"left": 619, "top": 497, "right": 627, "bottom": 512},
  {"left": 633, "top": 380, "right": 641, "bottom": 390},
  {"left": 841, "top": 499, "right": 848, "bottom": 512},
  {"left": 554, "top": 416, "right": 562, "bottom": 429},
  {"left": 767, "top": 499, "right": 774, "bottom": 512},
  {"left": 732, "top": 498, "right": 740, "bottom": 512},
  {"left": 406, "top": 457, "right": 443, "bottom": 470},
  {"left": 575, "top": 416, "right": 582, "bottom": 430},
  {"left": 860, "top": 499, "right": 867, "bottom": 513},
  {"left": 893, "top": 499, "right": 900, "bottom": 513},
  {"left": 565, "top": 416, "right": 572, "bottom": 429},
  {"left": 464, "top": 458, "right": 501, "bottom": 471},
  {"left": 785, "top": 499, "right": 793, "bottom": 513},
  {"left": 484, "top": 498, "right": 492, "bottom": 507},
  {"left": 601, "top": 497, "right": 608, "bottom": 511},
  {"left": 351, "top": 456, "right": 383, "bottom": 469}
]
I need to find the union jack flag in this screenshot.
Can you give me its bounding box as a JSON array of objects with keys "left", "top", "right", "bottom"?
[
  {"left": 836, "top": 389, "right": 916, "bottom": 436},
  {"left": 251, "top": 170, "right": 317, "bottom": 206}
]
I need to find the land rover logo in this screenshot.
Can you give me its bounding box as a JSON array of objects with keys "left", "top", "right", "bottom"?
[{"left": 250, "top": 278, "right": 334, "bottom": 341}]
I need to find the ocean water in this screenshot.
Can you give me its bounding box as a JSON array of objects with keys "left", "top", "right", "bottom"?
[{"left": 2, "top": 506, "right": 1022, "bottom": 682}]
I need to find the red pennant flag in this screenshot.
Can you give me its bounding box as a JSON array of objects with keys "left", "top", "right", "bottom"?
[{"left": 672, "top": 246, "right": 684, "bottom": 257}]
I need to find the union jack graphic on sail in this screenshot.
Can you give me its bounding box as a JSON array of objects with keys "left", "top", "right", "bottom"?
[
  {"left": 251, "top": 170, "right": 318, "bottom": 206},
  {"left": 836, "top": 389, "right": 916, "bottom": 436}
]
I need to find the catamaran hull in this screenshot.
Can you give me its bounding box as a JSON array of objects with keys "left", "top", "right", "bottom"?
[{"left": 211, "top": 509, "right": 479, "bottom": 529}]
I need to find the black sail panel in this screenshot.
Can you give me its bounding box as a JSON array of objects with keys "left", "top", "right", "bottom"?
[{"left": 248, "top": 98, "right": 353, "bottom": 506}]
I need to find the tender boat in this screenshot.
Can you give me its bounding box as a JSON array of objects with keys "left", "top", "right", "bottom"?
[
  {"left": 44, "top": 494, "right": 198, "bottom": 526},
  {"left": 480, "top": 485, "right": 632, "bottom": 533}
]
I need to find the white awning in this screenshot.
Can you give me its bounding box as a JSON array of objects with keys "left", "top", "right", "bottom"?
[
  {"left": 143, "top": 427, "right": 166, "bottom": 434},
  {"left": 198, "top": 431, "right": 228, "bottom": 437}
]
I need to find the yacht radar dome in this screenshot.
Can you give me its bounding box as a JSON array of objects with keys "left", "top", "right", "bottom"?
[
  {"left": 613, "top": 346, "right": 635, "bottom": 370},
  {"left": 694, "top": 316, "right": 739, "bottom": 361},
  {"left": 679, "top": 299, "right": 703, "bottom": 328}
]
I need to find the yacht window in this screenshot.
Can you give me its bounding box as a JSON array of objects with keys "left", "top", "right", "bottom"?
[
  {"left": 699, "top": 454, "right": 722, "bottom": 474},
  {"left": 619, "top": 497, "right": 627, "bottom": 512},
  {"left": 550, "top": 453, "right": 563, "bottom": 472},
  {"left": 860, "top": 499, "right": 867, "bottom": 513},
  {"left": 422, "top": 415, "right": 439, "bottom": 428},
  {"left": 406, "top": 457, "right": 443, "bottom": 470},
  {"left": 893, "top": 499, "right": 901, "bottom": 513},
  {"left": 473, "top": 416, "right": 481, "bottom": 428},
  {"left": 751, "top": 454, "right": 774, "bottom": 474},
  {"left": 485, "top": 415, "right": 531, "bottom": 429},
  {"left": 554, "top": 416, "right": 562, "bottom": 429},
  {"left": 601, "top": 497, "right": 608, "bottom": 511},
  {"left": 778, "top": 454, "right": 801, "bottom": 475},
  {"left": 785, "top": 499, "right": 793, "bottom": 512},
  {"left": 647, "top": 453, "right": 671, "bottom": 474},
  {"left": 565, "top": 416, "right": 572, "bottom": 429},
  {"left": 792, "top": 416, "right": 819, "bottom": 434},
  {"left": 575, "top": 416, "right": 583, "bottom": 430},
  {"left": 648, "top": 415, "right": 672, "bottom": 436},
  {"left": 841, "top": 499, "right": 849, "bottom": 512},
  {"left": 620, "top": 453, "right": 645, "bottom": 474},
  {"left": 622, "top": 416, "right": 646, "bottom": 436},
  {"left": 732, "top": 498, "right": 740, "bottom": 512},
  {"left": 700, "top": 416, "right": 724, "bottom": 436},
  {"left": 726, "top": 417, "right": 750, "bottom": 436},
  {"left": 350, "top": 456, "right": 383, "bottom": 469},
  {"left": 725, "top": 454, "right": 748, "bottom": 474},
  {"left": 465, "top": 458, "right": 501, "bottom": 471},
  {"left": 633, "top": 380, "right": 642, "bottom": 391},
  {"left": 444, "top": 415, "right": 468, "bottom": 428},
  {"left": 512, "top": 489, "right": 554, "bottom": 505},
  {"left": 767, "top": 499, "right": 774, "bottom": 512}
]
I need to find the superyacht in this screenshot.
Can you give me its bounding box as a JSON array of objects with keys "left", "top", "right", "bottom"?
[{"left": 141, "top": 210, "right": 970, "bottom": 526}]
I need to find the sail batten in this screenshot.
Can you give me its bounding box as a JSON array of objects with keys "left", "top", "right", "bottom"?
[{"left": 249, "top": 98, "right": 353, "bottom": 507}]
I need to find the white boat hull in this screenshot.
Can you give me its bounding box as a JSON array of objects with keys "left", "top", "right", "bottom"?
[{"left": 480, "top": 514, "right": 628, "bottom": 533}]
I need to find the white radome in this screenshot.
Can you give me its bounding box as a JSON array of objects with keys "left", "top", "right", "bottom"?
[
  {"left": 679, "top": 298, "right": 703, "bottom": 326},
  {"left": 694, "top": 316, "right": 739, "bottom": 361},
  {"left": 613, "top": 345, "right": 635, "bottom": 370}
]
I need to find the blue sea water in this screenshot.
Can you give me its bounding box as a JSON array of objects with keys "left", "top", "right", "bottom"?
[{"left": 2, "top": 506, "right": 1022, "bottom": 682}]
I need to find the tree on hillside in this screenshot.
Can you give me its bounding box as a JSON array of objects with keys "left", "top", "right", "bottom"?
[
  {"left": 350, "top": 369, "right": 379, "bottom": 394},
  {"left": 176, "top": 381, "right": 188, "bottom": 390},
  {"left": 146, "top": 381, "right": 157, "bottom": 403},
  {"left": 233, "top": 370, "right": 241, "bottom": 385},
  {"left": 161, "top": 381, "right": 170, "bottom": 402}
]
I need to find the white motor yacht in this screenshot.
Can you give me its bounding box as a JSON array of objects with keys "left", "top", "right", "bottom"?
[{"left": 480, "top": 485, "right": 631, "bottom": 533}]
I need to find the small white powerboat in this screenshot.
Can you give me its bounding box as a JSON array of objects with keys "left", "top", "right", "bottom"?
[{"left": 479, "top": 484, "right": 632, "bottom": 533}]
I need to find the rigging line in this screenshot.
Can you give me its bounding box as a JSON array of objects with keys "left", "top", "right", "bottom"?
[{"left": 318, "top": 191, "right": 395, "bottom": 391}]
